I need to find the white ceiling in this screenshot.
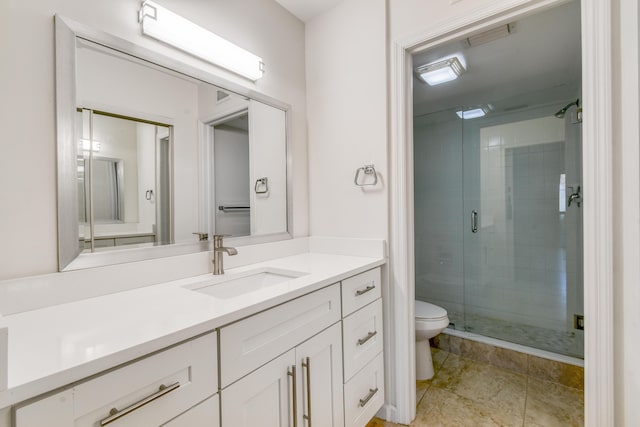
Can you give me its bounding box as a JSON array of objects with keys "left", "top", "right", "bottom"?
[
  {"left": 274, "top": 0, "right": 343, "bottom": 22},
  {"left": 412, "top": 0, "right": 582, "bottom": 117}
]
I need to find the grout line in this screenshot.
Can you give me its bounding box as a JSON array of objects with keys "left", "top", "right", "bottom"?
[{"left": 522, "top": 374, "right": 530, "bottom": 427}]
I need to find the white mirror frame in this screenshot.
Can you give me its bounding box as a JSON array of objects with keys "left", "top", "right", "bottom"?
[{"left": 55, "top": 15, "right": 293, "bottom": 271}]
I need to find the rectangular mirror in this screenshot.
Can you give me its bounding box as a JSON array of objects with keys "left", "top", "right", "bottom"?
[{"left": 56, "top": 16, "right": 292, "bottom": 271}]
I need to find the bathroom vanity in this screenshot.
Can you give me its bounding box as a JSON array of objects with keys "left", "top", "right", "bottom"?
[{"left": 1, "top": 253, "right": 384, "bottom": 427}]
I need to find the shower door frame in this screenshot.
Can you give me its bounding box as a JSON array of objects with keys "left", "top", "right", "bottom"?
[{"left": 388, "top": 0, "right": 615, "bottom": 425}]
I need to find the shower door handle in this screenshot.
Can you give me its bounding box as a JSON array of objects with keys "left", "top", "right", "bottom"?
[{"left": 471, "top": 210, "right": 478, "bottom": 233}]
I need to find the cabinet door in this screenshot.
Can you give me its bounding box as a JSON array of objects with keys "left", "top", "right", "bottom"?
[
  {"left": 222, "top": 349, "right": 295, "bottom": 427},
  {"left": 296, "top": 323, "right": 344, "bottom": 427}
]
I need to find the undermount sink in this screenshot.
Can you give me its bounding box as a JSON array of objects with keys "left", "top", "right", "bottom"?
[{"left": 190, "top": 268, "right": 307, "bottom": 299}]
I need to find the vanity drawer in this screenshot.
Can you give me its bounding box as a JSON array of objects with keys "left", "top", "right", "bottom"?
[
  {"left": 343, "top": 299, "right": 384, "bottom": 381},
  {"left": 14, "top": 333, "right": 218, "bottom": 427},
  {"left": 343, "top": 352, "right": 385, "bottom": 427},
  {"left": 162, "top": 395, "right": 219, "bottom": 427},
  {"left": 219, "top": 283, "right": 341, "bottom": 388},
  {"left": 341, "top": 268, "right": 381, "bottom": 317}
]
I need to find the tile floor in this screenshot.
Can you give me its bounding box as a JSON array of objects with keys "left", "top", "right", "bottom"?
[{"left": 367, "top": 348, "right": 584, "bottom": 427}]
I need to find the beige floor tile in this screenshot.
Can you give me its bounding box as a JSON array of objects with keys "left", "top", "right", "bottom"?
[
  {"left": 417, "top": 347, "right": 449, "bottom": 405},
  {"left": 416, "top": 380, "right": 430, "bottom": 406},
  {"left": 431, "top": 347, "right": 449, "bottom": 373},
  {"left": 528, "top": 355, "right": 584, "bottom": 390},
  {"left": 524, "top": 377, "right": 584, "bottom": 427},
  {"left": 429, "top": 353, "right": 527, "bottom": 422},
  {"left": 458, "top": 340, "right": 529, "bottom": 374},
  {"left": 366, "top": 417, "right": 406, "bottom": 427},
  {"left": 413, "top": 387, "right": 523, "bottom": 427}
]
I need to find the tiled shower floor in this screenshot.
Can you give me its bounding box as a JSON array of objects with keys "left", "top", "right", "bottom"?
[
  {"left": 367, "top": 348, "right": 584, "bottom": 427},
  {"left": 447, "top": 311, "right": 583, "bottom": 358}
]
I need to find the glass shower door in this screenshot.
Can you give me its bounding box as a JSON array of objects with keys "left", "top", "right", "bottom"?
[
  {"left": 462, "top": 113, "right": 584, "bottom": 357},
  {"left": 413, "top": 108, "right": 465, "bottom": 328}
]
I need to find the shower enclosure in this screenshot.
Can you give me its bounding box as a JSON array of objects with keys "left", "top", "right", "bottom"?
[{"left": 414, "top": 104, "right": 584, "bottom": 358}]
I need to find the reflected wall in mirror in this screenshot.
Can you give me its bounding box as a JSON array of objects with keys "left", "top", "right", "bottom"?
[
  {"left": 56, "top": 16, "right": 292, "bottom": 271},
  {"left": 204, "top": 96, "right": 287, "bottom": 238}
]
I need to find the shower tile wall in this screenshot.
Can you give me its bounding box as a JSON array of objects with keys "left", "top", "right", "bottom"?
[{"left": 415, "top": 112, "right": 582, "bottom": 355}]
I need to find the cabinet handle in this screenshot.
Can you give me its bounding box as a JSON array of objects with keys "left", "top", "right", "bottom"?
[
  {"left": 302, "top": 357, "right": 312, "bottom": 426},
  {"left": 99, "top": 382, "right": 180, "bottom": 426},
  {"left": 355, "top": 284, "right": 375, "bottom": 296},
  {"left": 357, "top": 330, "right": 378, "bottom": 346},
  {"left": 288, "top": 366, "right": 298, "bottom": 427},
  {"left": 358, "top": 387, "right": 379, "bottom": 408}
]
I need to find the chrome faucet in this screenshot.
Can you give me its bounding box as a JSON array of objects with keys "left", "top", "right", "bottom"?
[{"left": 213, "top": 235, "right": 237, "bottom": 275}]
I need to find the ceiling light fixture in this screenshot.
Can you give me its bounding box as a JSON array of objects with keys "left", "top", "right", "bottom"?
[
  {"left": 456, "top": 107, "right": 488, "bottom": 120},
  {"left": 138, "top": 0, "right": 264, "bottom": 81},
  {"left": 416, "top": 56, "right": 466, "bottom": 86}
]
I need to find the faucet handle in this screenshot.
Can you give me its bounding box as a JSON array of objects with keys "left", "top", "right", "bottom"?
[{"left": 192, "top": 232, "right": 209, "bottom": 241}]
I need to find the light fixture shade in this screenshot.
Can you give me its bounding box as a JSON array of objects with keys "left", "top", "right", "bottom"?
[
  {"left": 139, "top": 0, "right": 264, "bottom": 81},
  {"left": 455, "top": 107, "right": 487, "bottom": 119},
  {"left": 416, "top": 56, "right": 465, "bottom": 86}
]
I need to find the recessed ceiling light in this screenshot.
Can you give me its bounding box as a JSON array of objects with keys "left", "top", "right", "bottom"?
[
  {"left": 456, "top": 107, "right": 487, "bottom": 119},
  {"left": 416, "top": 56, "right": 466, "bottom": 86}
]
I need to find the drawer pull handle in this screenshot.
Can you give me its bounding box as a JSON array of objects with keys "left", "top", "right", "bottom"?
[
  {"left": 358, "top": 387, "right": 379, "bottom": 407},
  {"left": 357, "top": 330, "right": 378, "bottom": 346},
  {"left": 355, "top": 285, "right": 375, "bottom": 296},
  {"left": 288, "top": 366, "right": 298, "bottom": 427},
  {"left": 302, "top": 357, "right": 312, "bottom": 426},
  {"left": 99, "top": 382, "right": 180, "bottom": 426}
]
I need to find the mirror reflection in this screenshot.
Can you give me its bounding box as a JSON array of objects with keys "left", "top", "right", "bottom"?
[
  {"left": 77, "top": 111, "right": 171, "bottom": 251},
  {"left": 64, "top": 36, "right": 289, "bottom": 265}
]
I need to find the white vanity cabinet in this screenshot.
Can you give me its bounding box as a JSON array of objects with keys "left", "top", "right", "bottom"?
[
  {"left": 6, "top": 264, "right": 386, "bottom": 427},
  {"left": 13, "top": 332, "right": 219, "bottom": 427},
  {"left": 220, "top": 284, "right": 344, "bottom": 427},
  {"left": 341, "top": 268, "right": 385, "bottom": 427}
]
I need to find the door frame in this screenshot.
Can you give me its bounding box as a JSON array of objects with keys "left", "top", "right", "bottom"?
[{"left": 388, "top": 0, "right": 613, "bottom": 424}]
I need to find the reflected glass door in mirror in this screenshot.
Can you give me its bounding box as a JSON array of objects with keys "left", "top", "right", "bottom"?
[{"left": 77, "top": 109, "right": 172, "bottom": 252}]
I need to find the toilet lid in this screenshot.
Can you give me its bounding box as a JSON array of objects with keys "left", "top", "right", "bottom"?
[{"left": 415, "top": 300, "right": 448, "bottom": 320}]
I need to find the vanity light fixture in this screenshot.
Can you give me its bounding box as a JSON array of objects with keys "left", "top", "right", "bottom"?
[
  {"left": 138, "top": 0, "right": 264, "bottom": 81},
  {"left": 416, "top": 56, "right": 466, "bottom": 86}
]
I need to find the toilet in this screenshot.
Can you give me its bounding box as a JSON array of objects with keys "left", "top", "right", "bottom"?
[{"left": 415, "top": 300, "right": 449, "bottom": 380}]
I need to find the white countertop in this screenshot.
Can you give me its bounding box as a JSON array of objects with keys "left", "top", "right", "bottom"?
[{"left": 0, "top": 252, "right": 384, "bottom": 408}]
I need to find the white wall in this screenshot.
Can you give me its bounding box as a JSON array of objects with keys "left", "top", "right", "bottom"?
[
  {"left": 306, "top": 0, "right": 388, "bottom": 239},
  {"left": 0, "top": 0, "right": 307, "bottom": 280},
  {"left": 612, "top": 0, "right": 640, "bottom": 425}
]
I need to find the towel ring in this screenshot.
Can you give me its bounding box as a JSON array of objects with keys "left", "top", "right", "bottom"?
[
  {"left": 255, "top": 177, "right": 269, "bottom": 194},
  {"left": 354, "top": 165, "right": 378, "bottom": 186}
]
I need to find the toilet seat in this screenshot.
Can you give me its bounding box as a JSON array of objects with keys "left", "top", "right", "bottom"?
[{"left": 415, "top": 300, "right": 448, "bottom": 321}]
